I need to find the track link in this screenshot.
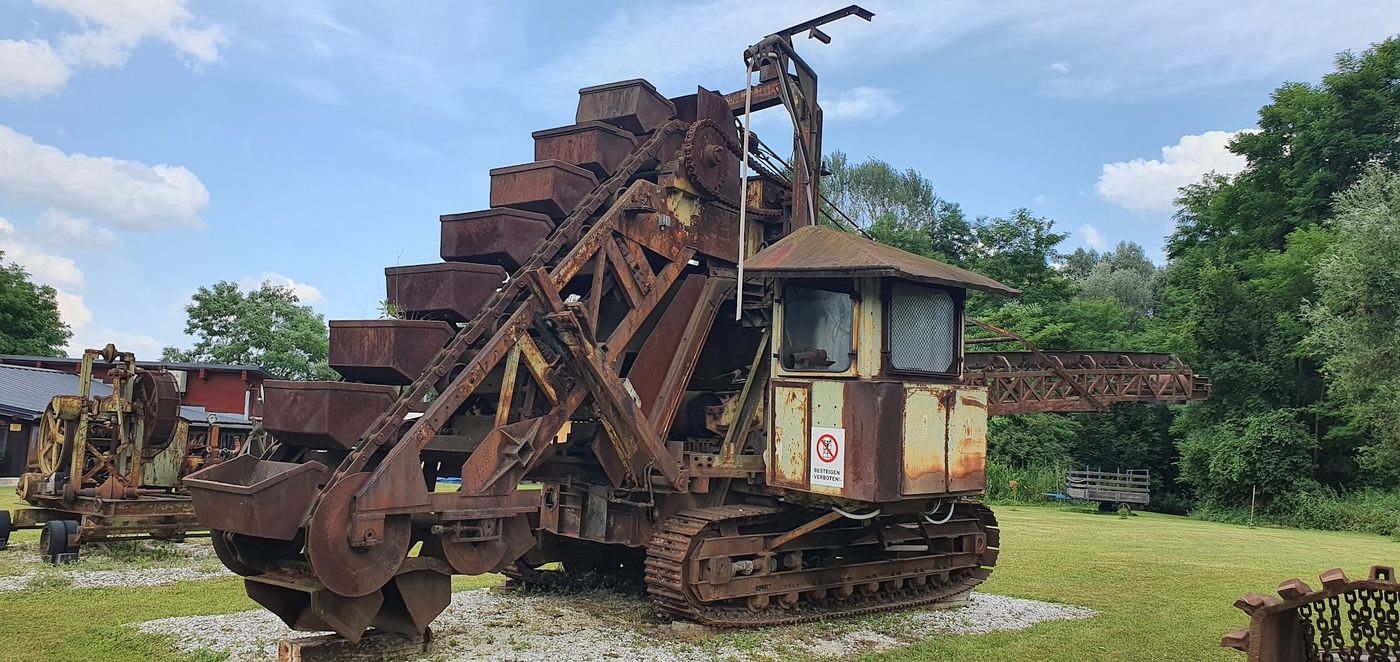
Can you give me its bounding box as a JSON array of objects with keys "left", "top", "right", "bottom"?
[{"left": 645, "top": 503, "right": 999, "bottom": 627}]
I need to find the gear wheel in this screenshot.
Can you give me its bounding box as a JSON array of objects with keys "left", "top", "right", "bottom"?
[
  {"left": 682, "top": 118, "right": 742, "bottom": 206},
  {"left": 1223, "top": 565, "right": 1399, "bottom": 660}
]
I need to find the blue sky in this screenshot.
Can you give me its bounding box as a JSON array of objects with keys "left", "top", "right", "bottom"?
[{"left": 1, "top": 0, "right": 1398, "bottom": 359}]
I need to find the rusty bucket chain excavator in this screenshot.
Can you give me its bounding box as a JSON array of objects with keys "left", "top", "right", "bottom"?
[{"left": 185, "top": 7, "right": 1208, "bottom": 643}]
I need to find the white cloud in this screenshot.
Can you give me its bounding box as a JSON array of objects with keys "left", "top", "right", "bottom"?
[
  {"left": 1096, "top": 130, "right": 1251, "bottom": 213},
  {"left": 239, "top": 272, "right": 326, "bottom": 306},
  {"left": 0, "top": 216, "right": 85, "bottom": 290},
  {"left": 37, "top": 209, "right": 121, "bottom": 247},
  {"left": 54, "top": 289, "right": 92, "bottom": 330},
  {"left": 1078, "top": 223, "right": 1107, "bottom": 250},
  {"left": 1047, "top": 61, "right": 1070, "bottom": 74},
  {"left": 0, "top": 124, "right": 209, "bottom": 230},
  {"left": 66, "top": 326, "right": 164, "bottom": 359},
  {"left": 0, "top": 0, "right": 225, "bottom": 98},
  {"left": 41, "top": 0, "right": 227, "bottom": 67},
  {"left": 824, "top": 87, "right": 904, "bottom": 122},
  {"left": 0, "top": 38, "right": 73, "bottom": 98},
  {"left": 0, "top": 214, "right": 169, "bottom": 358}
]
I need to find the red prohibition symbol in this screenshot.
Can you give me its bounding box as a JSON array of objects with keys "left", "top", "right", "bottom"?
[{"left": 816, "top": 433, "right": 839, "bottom": 463}]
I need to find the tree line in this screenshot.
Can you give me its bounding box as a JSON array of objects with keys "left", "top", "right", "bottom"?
[{"left": 825, "top": 37, "right": 1400, "bottom": 525}]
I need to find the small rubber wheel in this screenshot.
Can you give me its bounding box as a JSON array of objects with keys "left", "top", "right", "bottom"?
[
  {"left": 0, "top": 510, "right": 11, "bottom": 550},
  {"left": 63, "top": 520, "right": 80, "bottom": 556},
  {"left": 41, "top": 520, "right": 68, "bottom": 559}
]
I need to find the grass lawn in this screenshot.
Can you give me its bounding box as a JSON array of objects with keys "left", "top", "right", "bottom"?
[
  {"left": 870, "top": 505, "right": 1398, "bottom": 661},
  {"left": 0, "top": 498, "right": 1393, "bottom": 661}
]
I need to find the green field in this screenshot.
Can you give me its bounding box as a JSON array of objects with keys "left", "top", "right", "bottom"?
[{"left": 0, "top": 493, "right": 1394, "bottom": 661}]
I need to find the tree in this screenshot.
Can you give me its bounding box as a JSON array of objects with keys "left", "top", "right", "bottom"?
[
  {"left": 987, "top": 413, "right": 1078, "bottom": 468},
  {"left": 1176, "top": 409, "right": 1317, "bottom": 505},
  {"left": 823, "top": 151, "right": 974, "bottom": 263},
  {"left": 1072, "top": 241, "right": 1159, "bottom": 319},
  {"left": 1305, "top": 166, "right": 1400, "bottom": 484},
  {"left": 966, "top": 208, "right": 1074, "bottom": 307},
  {"left": 0, "top": 251, "right": 70, "bottom": 356},
  {"left": 1159, "top": 37, "right": 1400, "bottom": 497},
  {"left": 163, "top": 280, "right": 335, "bottom": 381}
]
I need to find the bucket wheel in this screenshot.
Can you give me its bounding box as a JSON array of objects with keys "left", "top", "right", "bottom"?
[
  {"left": 306, "top": 473, "right": 413, "bottom": 597},
  {"left": 35, "top": 401, "right": 73, "bottom": 476}
]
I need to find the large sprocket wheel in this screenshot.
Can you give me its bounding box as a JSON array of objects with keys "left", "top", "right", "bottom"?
[
  {"left": 35, "top": 401, "right": 72, "bottom": 476},
  {"left": 306, "top": 473, "right": 412, "bottom": 598},
  {"left": 133, "top": 370, "right": 181, "bottom": 452},
  {"left": 682, "top": 118, "right": 741, "bottom": 205},
  {"left": 426, "top": 514, "right": 534, "bottom": 575}
]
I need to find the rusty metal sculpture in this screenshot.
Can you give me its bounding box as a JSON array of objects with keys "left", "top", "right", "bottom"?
[
  {"left": 4, "top": 345, "right": 253, "bottom": 560},
  {"left": 1224, "top": 565, "right": 1400, "bottom": 661},
  {"left": 185, "top": 6, "right": 1208, "bottom": 648}
]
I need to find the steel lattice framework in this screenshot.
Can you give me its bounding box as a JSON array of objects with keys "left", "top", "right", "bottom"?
[{"left": 963, "top": 351, "right": 1209, "bottom": 416}]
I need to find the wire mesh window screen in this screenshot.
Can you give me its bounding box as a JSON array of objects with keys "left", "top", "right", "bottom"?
[
  {"left": 889, "top": 283, "right": 958, "bottom": 373},
  {"left": 781, "top": 285, "right": 853, "bottom": 372}
]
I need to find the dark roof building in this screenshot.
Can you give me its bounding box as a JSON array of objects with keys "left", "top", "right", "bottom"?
[{"left": 0, "top": 354, "right": 267, "bottom": 417}]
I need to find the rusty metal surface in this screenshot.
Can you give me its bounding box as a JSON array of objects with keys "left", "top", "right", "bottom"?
[
  {"left": 385, "top": 262, "right": 508, "bottom": 322},
  {"left": 440, "top": 208, "right": 555, "bottom": 269},
  {"left": 329, "top": 320, "right": 455, "bottom": 385},
  {"left": 12, "top": 346, "right": 234, "bottom": 552},
  {"left": 769, "top": 383, "right": 809, "bottom": 490},
  {"left": 489, "top": 160, "right": 598, "bottom": 218},
  {"left": 963, "top": 351, "right": 1210, "bottom": 416},
  {"left": 183, "top": 455, "right": 327, "bottom": 540},
  {"left": 532, "top": 121, "right": 637, "bottom": 178},
  {"left": 261, "top": 381, "right": 398, "bottom": 450},
  {"left": 576, "top": 79, "right": 677, "bottom": 134},
  {"left": 901, "top": 385, "right": 949, "bottom": 495},
  {"left": 645, "top": 502, "right": 997, "bottom": 627},
  {"left": 622, "top": 274, "right": 717, "bottom": 427},
  {"left": 948, "top": 389, "right": 988, "bottom": 492},
  {"left": 1224, "top": 565, "right": 1400, "bottom": 661},
  {"left": 745, "top": 225, "right": 1021, "bottom": 296}
]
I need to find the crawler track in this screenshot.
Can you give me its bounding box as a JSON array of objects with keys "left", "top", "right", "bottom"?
[{"left": 645, "top": 503, "right": 999, "bottom": 627}]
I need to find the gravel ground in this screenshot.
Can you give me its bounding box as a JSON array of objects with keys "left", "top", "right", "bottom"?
[
  {"left": 137, "top": 589, "right": 1096, "bottom": 661},
  {"left": 0, "top": 540, "right": 230, "bottom": 592}
]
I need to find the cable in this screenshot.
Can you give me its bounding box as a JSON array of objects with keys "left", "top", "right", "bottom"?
[
  {"left": 924, "top": 499, "right": 957, "bottom": 525},
  {"left": 832, "top": 506, "right": 882, "bottom": 520},
  {"left": 736, "top": 57, "right": 756, "bottom": 321}
]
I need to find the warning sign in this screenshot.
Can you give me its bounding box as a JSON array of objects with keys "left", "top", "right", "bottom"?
[{"left": 809, "top": 426, "right": 845, "bottom": 488}]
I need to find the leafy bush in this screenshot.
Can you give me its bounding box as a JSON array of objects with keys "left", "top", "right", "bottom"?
[
  {"left": 1177, "top": 409, "right": 1318, "bottom": 505},
  {"left": 987, "top": 414, "right": 1078, "bottom": 468},
  {"left": 985, "top": 460, "right": 1065, "bottom": 504},
  {"left": 1191, "top": 486, "right": 1400, "bottom": 537}
]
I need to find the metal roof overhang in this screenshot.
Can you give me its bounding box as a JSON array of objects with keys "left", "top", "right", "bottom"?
[{"left": 744, "top": 225, "right": 1021, "bottom": 297}]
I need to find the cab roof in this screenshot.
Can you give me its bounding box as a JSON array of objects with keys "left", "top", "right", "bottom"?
[{"left": 744, "top": 225, "right": 1021, "bottom": 297}]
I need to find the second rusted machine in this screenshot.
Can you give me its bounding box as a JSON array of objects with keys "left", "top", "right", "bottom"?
[
  {"left": 186, "top": 7, "right": 1207, "bottom": 644},
  {"left": 3, "top": 345, "right": 241, "bottom": 560}
]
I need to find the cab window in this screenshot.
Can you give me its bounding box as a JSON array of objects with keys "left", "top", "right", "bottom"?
[
  {"left": 887, "top": 282, "right": 958, "bottom": 374},
  {"left": 781, "top": 283, "right": 854, "bottom": 373}
]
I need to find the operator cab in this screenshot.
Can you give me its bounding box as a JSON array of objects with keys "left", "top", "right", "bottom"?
[{"left": 745, "top": 225, "right": 1019, "bottom": 504}]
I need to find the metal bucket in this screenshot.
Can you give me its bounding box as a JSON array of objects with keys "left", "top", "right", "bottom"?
[{"left": 183, "top": 455, "right": 327, "bottom": 540}]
